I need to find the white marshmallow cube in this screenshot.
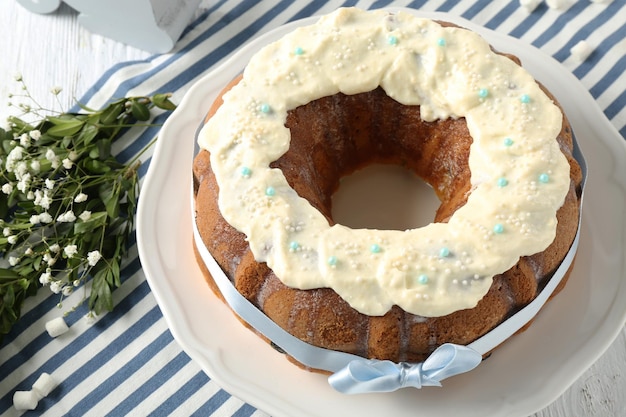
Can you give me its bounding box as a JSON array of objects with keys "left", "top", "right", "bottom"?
[
  {"left": 519, "top": 0, "right": 542, "bottom": 13},
  {"left": 32, "top": 373, "right": 57, "bottom": 397},
  {"left": 571, "top": 40, "right": 593, "bottom": 62},
  {"left": 13, "top": 391, "right": 38, "bottom": 411},
  {"left": 45, "top": 317, "right": 69, "bottom": 337},
  {"left": 546, "top": 0, "right": 574, "bottom": 10}
]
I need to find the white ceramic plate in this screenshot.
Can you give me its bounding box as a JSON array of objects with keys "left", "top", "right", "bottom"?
[{"left": 137, "top": 9, "right": 626, "bottom": 417}]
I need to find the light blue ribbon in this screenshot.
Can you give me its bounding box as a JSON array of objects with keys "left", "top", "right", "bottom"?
[{"left": 328, "top": 343, "right": 482, "bottom": 394}]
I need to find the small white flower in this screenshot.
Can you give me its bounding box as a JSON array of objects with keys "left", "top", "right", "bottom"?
[
  {"left": 7, "top": 235, "right": 17, "bottom": 244},
  {"left": 5, "top": 146, "right": 24, "bottom": 172},
  {"left": 57, "top": 211, "right": 76, "bottom": 223},
  {"left": 62, "top": 286, "right": 73, "bottom": 296},
  {"left": 64, "top": 244, "right": 78, "bottom": 258},
  {"left": 10, "top": 145, "right": 24, "bottom": 157},
  {"left": 43, "top": 253, "right": 55, "bottom": 265},
  {"left": 39, "top": 272, "right": 51, "bottom": 285},
  {"left": 16, "top": 173, "right": 31, "bottom": 193},
  {"left": 39, "top": 193, "right": 51, "bottom": 210},
  {"left": 45, "top": 149, "right": 56, "bottom": 161},
  {"left": 84, "top": 312, "right": 96, "bottom": 324},
  {"left": 15, "top": 161, "right": 28, "bottom": 177},
  {"left": 9, "top": 256, "right": 19, "bottom": 266},
  {"left": 51, "top": 158, "right": 60, "bottom": 169},
  {"left": 19, "top": 133, "right": 30, "bottom": 148},
  {"left": 50, "top": 281, "right": 62, "bottom": 294},
  {"left": 30, "top": 214, "right": 40, "bottom": 225},
  {"left": 14, "top": 72, "right": 23, "bottom": 82},
  {"left": 87, "top": 250, "right": 102, "bottom": 266},
  {"left": 68, "top": 151, "right": 78, "bottom": 161},
  {"left": 3, "top": 227, "right": 11, "bottom": 237},
  {"left": 1, "top": 183, "right": 13, "bottom": 194},
  {"left": 50, "top": 86, "right": 63, "bottom": 95},
  {"left": 74, "top": 193, "right": 88, "bottom": 203},
  {"left": 49, "top": 244, "right": 60, "bottom": 253},
  {"left": 25, "top": 247, "right": 33, "bottom": 256},
  {"left": 30, "top": 160, "right": 40, "bottom": 173},
  {"left": 39, "top": 212, "right": 53, "bottom": 223},
  {"left": 62, "top": 158, "right": 73, "bottom": 169},
  {"left": 45, "top": 178, "right": 55, "bottom": 190},
  {"left": 27, "top": 191, "right": 34, "bottom": 200},
  {"left": 73, "top": 279, "right": 81, "bottom": 287},
  {"left": 79, "top": 210, "right": 91, "bottom": 221},
  {"left": 29, "top": 130, "right": 41, "bottom": 140}
]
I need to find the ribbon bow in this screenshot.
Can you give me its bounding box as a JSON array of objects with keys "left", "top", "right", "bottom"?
[{"left": 328, "top": 343, "right": 482, "bottom": 394}]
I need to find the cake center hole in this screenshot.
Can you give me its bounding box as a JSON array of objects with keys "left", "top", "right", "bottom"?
[{"left": 331, "top": 164, "right": 440, "bottom": 230}]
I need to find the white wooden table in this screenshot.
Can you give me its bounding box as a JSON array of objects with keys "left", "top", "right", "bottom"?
[{"left": 1, "top": 2, "right": 624, "bottom": 416}]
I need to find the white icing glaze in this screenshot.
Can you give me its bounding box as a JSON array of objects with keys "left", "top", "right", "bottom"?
[{"left": 197, "top": 7, "right": 570, "bottom": 317}]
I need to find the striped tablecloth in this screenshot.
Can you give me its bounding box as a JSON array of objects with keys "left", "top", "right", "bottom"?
[{"left": 1, "top": 1, "right": 624, "bottom": 416}]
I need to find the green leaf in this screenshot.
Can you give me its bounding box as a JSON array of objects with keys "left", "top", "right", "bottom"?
[
  {"left": 89, "top": 268, "right": 114, "bottom": 314},
  {"left": 47, "top": 119, "right": 85, "bottom": 137},
  {"left": 77, "top": 124, "right": 99, "bottom": 146},
  {"left": 152, "top": 93, "right": 177, "bottom": 111},
  {"left": 2, "top": 139, "right": 16, "bottom": 154},
  {"left": 100, "top": 184, "right": 120, "bottom": 219},
  {"left": 111, "top": 259, "right": 121, "bottom": 287},
  {"left": 88, "top": 146, "right": 99, "bottom": 159},
  {"left": 0, "top": 268, "right": 20, "bottom": 281},
  {"left": 3, "top": 285, "right": 15, "bottom": 306},
  {"left": 75, "top": 102, "right": 97, "bottom": 113},
  {"left": 97, "top": 139, "right": 112, "bottom": 159},
  {"left": 73, "top": 211, "right": 107, "bottom": 234},
  {"left": 130, "top": 101, "right": 151, "bottom": 121},
  {"left": 7, "top": 116, "right": 31, "bottom": 132},
  {"left": 33, "top": 255, "right": 43, "bottom": 271},
  {"left": 99, "top": 102, "right": 124, "bottom": 125},
  {"left": 83, "top": 160, "right": 111, "bottom": 174}
]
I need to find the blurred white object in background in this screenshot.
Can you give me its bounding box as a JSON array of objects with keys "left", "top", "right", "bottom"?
[{"left": 16, "top": 0, "right": 201, "bottom": 52}]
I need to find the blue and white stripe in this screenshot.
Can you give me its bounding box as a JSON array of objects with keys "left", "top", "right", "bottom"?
[{"left": 1, "top": 0, "right": 624, "bottom": 415}]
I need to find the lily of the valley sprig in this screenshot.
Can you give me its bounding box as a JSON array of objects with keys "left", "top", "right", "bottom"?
[{"left": 0, "top": 75, "right": 176, "bottom": 342}]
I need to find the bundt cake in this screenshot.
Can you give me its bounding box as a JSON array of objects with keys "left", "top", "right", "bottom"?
[{"left": 192, "top": 8, "right": 583, "bottom": 371}]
